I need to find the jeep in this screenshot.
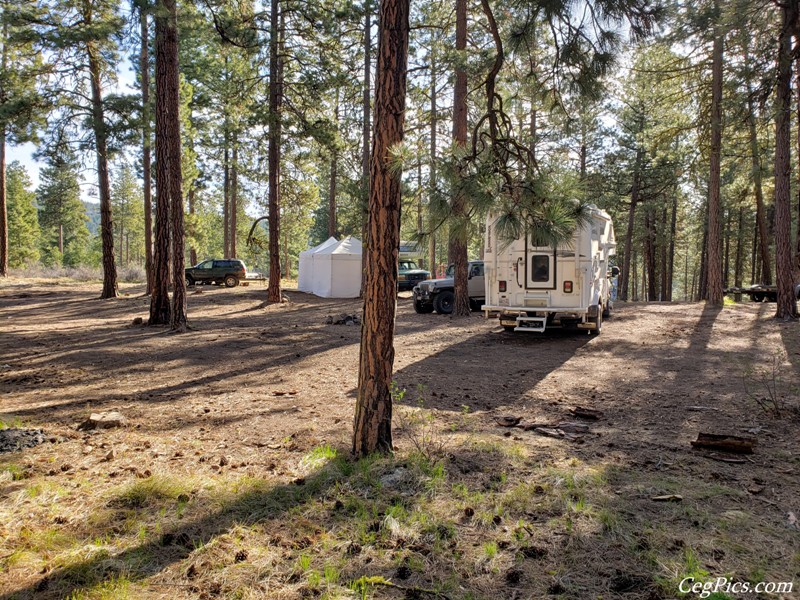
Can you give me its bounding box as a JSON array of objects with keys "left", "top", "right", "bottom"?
[
  {"left": 412, "top": 261, "right": 485, "bottom": 314},
  {"left": 398, "top": 259, "right": 431, "bottom": 292},
  {"left": 185, "top": 259, "right": 247, "bottom": 288}
]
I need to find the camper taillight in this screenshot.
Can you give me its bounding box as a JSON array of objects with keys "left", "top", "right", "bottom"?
[
  {"left": 499, "top": 281, "right": 507, "bottom": 293},
  {"left": 563, "top": 281, "right": 573, "bottom": 294}
]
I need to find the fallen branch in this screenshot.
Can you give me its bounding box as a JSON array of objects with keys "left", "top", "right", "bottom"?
[{"left": 691, "top": 433, "right": 756, "bottom": 454}]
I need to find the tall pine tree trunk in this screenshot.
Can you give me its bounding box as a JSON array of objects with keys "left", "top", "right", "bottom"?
[
  {"left": 795, "top": 55, "right": 800, "bottom": 275},
  {"left": 231, "top": 142, "right": 238, "bottom": 258},
  {"left": 223, "top": 137, "right": 230, "bottom": 258},
  {"left": 620, "top": 147, "right": 643, "bottom": 301},
  {"left": 428, "top": 46, "right": 437, "bottom": 273},
  {"left": 360, "top": 0, "right": 372, "bottom": 296},
  {"left": 0, "top": 17, "right": 7, "bottom": 278},
  {"left": 88, "top": 42, "right": 118, "bottom": 299},
  {"left": 667, "top": 194, "right": 677, "bottom": 301},
  {"left": 140, "top": 5, "right": 154, "bottom": 294},
  {"left": 743, "top": 40, "right": 772, "bottom": 285},
  {"left": 772, "top": 1, "right": 798, "bottom": 319},
  {"left": 353, "top": 0, "right": 409, "bottom": 458},
  {"left": 0, "top": 125, "right": 6, "bottom": 277},
  {"left": 267, "top": 0, "right": 283, "bottom": 303},
  {"left": 450, "top": 0, "right": 470, "bottom": 317},
  {"left": 734, "top": 205, "right": 744, "bottom": 301},
  {"left": 705, "top": 0, "right": 724, "bottom": 306},
  {"left": 328, "top": 92, "right": 339, "bottom": 238}
]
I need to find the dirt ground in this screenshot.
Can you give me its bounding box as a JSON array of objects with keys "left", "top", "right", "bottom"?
[{"left": 0, "top": 279, "right": 798, "bottom": 600}]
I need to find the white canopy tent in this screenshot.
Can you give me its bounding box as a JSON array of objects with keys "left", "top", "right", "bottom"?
[
  {"left": 297, "top": 236, "right": 338, "bottom": 292},
  {"left": 311, "top": 236, "right": 363, "bottom": 298}
]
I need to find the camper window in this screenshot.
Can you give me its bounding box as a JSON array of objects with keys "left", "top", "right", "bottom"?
[{"left": 531, "top": 255, "right": 549, "bottom": 282}]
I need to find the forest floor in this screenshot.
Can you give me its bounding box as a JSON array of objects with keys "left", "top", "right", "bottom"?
[{"left": 0, "top": 278, "right": 799, "bottom": 600}]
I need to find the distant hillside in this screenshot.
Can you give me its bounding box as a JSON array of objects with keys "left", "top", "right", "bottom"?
[{"left": 83, "top": 201, "right": 101, "bottom": 236}]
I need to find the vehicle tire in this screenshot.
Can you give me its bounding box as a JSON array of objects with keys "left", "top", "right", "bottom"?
[
  {"left": 589, "top": 310, "right": 603, "bottom": 336},
  {"left": 414, "top": 299, "right": 434, "bottom": 314},
  {"left": 751, "top": 293, "right": 764, "bottom": 303},
  {"left": 224, "top": 275, "right": 239, "bottom": 288},
  {"left": 602, "top": 303, "right": 611, "bottom": 319},
  {"left": 186, "top": 276, "right": 194, "bottom": 287},
  {"left": 433, "top": 291, "right": 455, "bottom": 314}
]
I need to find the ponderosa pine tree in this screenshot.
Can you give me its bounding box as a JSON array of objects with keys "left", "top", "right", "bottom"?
[
  {"left": 36, "top": 146, "right": 89, "bottom": 266},
  {"left": 266, "top": 0, "right": 283, "bottom": 303},
  {"left": 0, "top": 0, "right": 45, "bottom": 277},
  {"left": 6, "top": 161, "right": 39, "bottom": 267},
  {"left": 352, "top": 0, "right": 410, "bottom": 457},
  {"left": 772, "top": 0, "right": 797, "bottom": 319},
  {"left": 150, "top": 0, "right": 186, "bottom": 329},
  {"left": 449, "top": 0, "right": 470, "bottom": 317},
  {"left": 705, "top": 0, "right": 724, "bottom": 306}
]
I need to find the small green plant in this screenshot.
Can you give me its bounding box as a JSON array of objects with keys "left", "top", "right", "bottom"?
[
  {"left": 483, "top": 541, "right": 498, "bottom": 559},
  {"left": 742, "top": 350, "right": 794, "bottom": 418},
  {"left": 393, "top": 383, "right": 453, "bottom": 463}
]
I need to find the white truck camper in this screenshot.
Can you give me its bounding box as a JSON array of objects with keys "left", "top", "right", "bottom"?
[{"left": 482, "top": 205, "right": 617, "bottom": 334}]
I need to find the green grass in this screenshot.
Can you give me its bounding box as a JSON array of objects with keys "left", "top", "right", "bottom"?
[{"left": 109, "top": 475, "right": 193, "bottom": 509}]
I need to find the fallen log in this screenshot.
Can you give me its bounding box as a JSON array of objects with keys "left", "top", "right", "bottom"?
[
  {"left": 570, "top": 406, "right": 603, "bottom": 420},
  {"left": 690, "top": 433, "right": 756, "bottom": 454}
]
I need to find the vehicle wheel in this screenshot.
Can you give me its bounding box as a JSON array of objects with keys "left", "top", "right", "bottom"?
[
  {"left": 224, "top": 275, "right": 239, "bottom": 288},
  {"left": 433, "top": 291, "right": 455, "bottom": 314},
  {"left": 589, "top": 310, "right": 603, "bottom": 336},
  {"left": 414, "top": 299, "right": 434, "bottom": 314},
  {"left": 186, "top": 276, "right": 194, "bottom": 287},
  {"left": 602, "top": 303, "right": 610, "bottom": 319},
  {"left": 751, "top": 293, "right": 764, "bottom": 303}
]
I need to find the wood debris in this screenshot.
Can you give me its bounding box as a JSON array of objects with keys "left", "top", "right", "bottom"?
[
  {"left": 691, "top": 433, "right": 756, "bottom": 454},
  {"left": 570, "top": 406, "right": 603, "bottom": 420}
]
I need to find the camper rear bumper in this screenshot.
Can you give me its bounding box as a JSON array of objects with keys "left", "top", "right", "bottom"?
[{"left": 482, "top": 305, "right": 599, "bottom": 331}]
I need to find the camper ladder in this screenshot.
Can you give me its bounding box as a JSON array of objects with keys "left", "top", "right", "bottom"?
[{"left": 514, "top": 315, "right": 547, "bottom": 333}]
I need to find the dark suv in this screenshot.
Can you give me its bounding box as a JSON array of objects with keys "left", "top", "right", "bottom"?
[
  {"left": 185, "top": 259, "right": 247, "bottom": 287},
  {"left": 398, "top": 260, "right": 431, "bottom": 291}
]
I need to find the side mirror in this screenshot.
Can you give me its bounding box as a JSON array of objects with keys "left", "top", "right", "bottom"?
[{"left": 610, "top": 266, "right": 621, "bottom": 277}]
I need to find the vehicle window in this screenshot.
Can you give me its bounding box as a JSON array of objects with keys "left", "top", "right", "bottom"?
[
  {"left": 470, "top": 263, "right": 484, "bottom": 277},
  {"left": 198, "top": 260, "right": 213, "bottom": 269},
  {"left": 213, "top": 261, "right": 226, "bottom": 268},
  {"left": 446, "top": 264, "right": 455, "bottom": 277},
  {"left": 399, "top": 261, "right": 418, "bottom": 270},
  {"left": 531, "top": 255, "right": 549, "bottom": 282}
]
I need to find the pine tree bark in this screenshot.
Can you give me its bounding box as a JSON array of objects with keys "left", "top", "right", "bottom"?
[
  {"left": 734, "top": 205, "right": 744, "bottom": 301},
  {"left": 0, "top": 126, "right": 6, "bottom": 277},
  {"left": 667, "top": 193, "right": 677, "bottom": 301},
  {"left": 328, "top": 93, "right": 339, "bottom": 238},
  {"left": 87, "top": 41, "right": 118, "bottom": 299},
  {"left": 352, "top": 0, "right": 409, "bottom": 458},
  {"left": 743, "top": 39, "right": 772, "bottom": 285},
  {"left": 773, "top": 0, "right": 798, "bottom": 319},
  {"left": 620, "top": 147, "right": 643, "bottom": 301},
  {"left": 223, "top": 137, "right": 230, "bottom": 258},
  {"left": 795, "top": 55, "right": 800, "bottom": 275},
  {"left": 450, "top": 0, "right": 470, "bottom": 317},
  {"left": 428, "top": 47, "right": 437, "bottom": 273},
  {"left": 231, "top": 142, "right": 238, "bottom": 258},
  {"left": 0, "top": 18, "right": 7, "bottom": 278},
  {"left": 644, "top": 205, "right": 656, "bottom": 301},
  {"left": 360, "top": 0, "right": 372, "bottom": 297},
  {"left": 705, "top": 0, "right": 724, "bottom": 306},
  {"left": 266, "top": 0, "right": 283, "bottom": 303},
  {"left": 140, "top": 5, "right": 154, "bottom": 295}
]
